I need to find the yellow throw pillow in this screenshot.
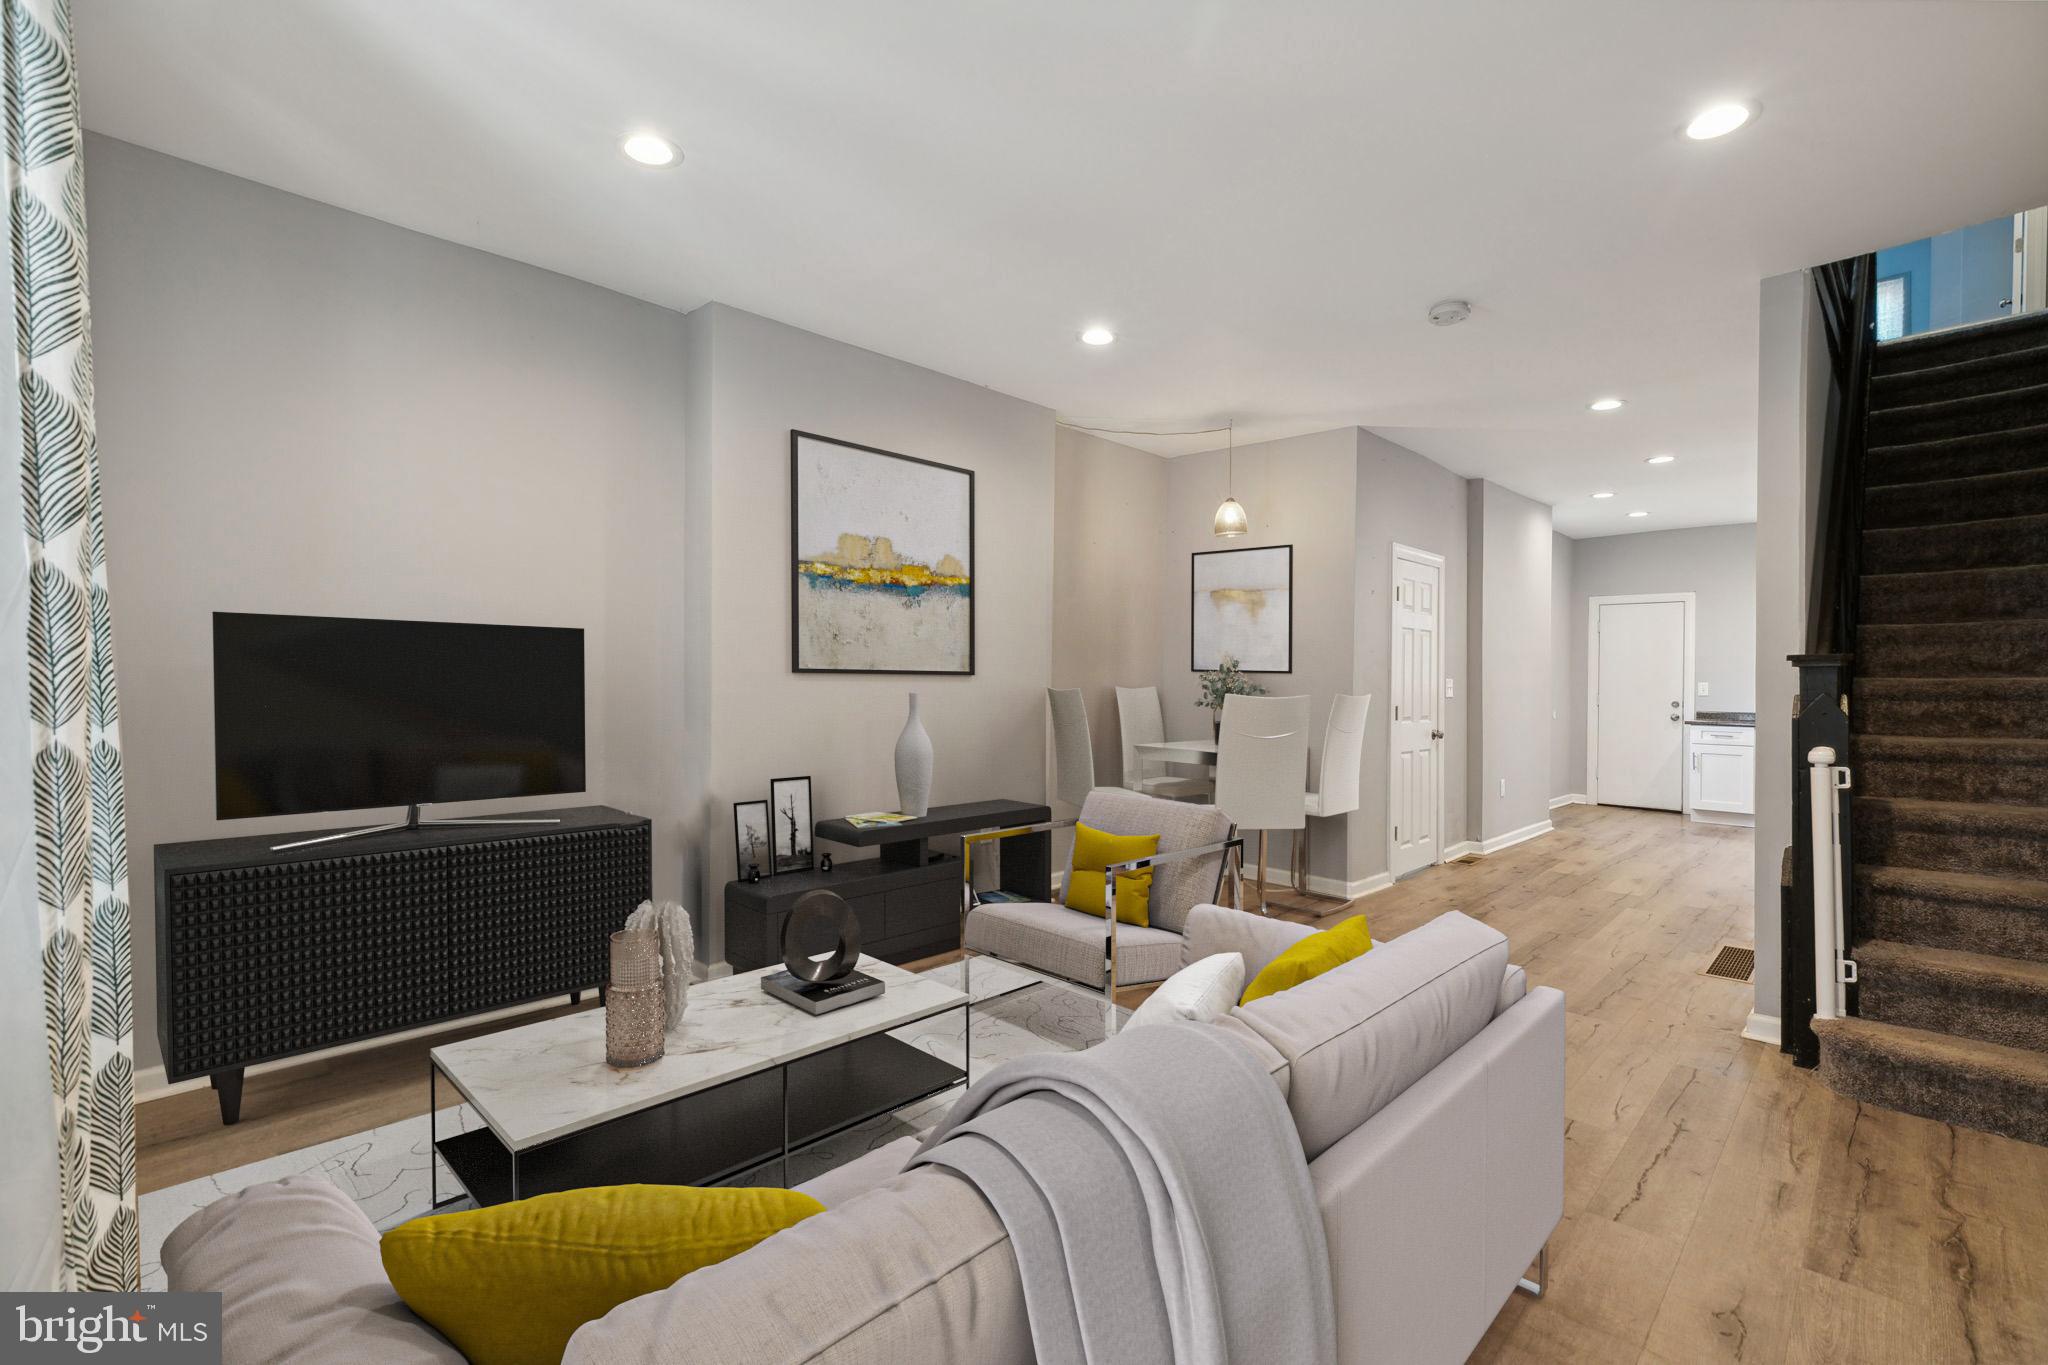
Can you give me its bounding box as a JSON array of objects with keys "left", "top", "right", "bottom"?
[
  {"left": 1062, "top": 823, "right": 1160, "bottom": 927},
  {"left": 381, "top": 1184, "right": 822, "bottom": 1365},
  {"left": 1240, "top": 914, "right": 1374, "bottom": 1005}
]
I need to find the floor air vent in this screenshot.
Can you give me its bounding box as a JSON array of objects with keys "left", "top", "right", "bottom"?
[{"left": 1701, "top": 944, "right": 1755, "bottom": 983}]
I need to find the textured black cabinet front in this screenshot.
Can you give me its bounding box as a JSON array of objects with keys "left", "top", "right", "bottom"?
[{"left": 156, "top": 807, "right": 650, "bottom": 1084}]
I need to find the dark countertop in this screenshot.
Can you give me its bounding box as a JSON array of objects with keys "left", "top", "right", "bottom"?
[{"left": 1686, "top": 711, "right": 1756, "bottom": 728}]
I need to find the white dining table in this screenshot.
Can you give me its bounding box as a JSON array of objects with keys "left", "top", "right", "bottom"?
[{"left": 1132, "top": 737, "right": 1220, "bottom": 767}]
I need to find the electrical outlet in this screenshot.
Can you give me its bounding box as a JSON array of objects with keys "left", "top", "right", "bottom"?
[
  {"left": 1499, "top": 778, "right": 1506, "bottom": 798},
  {"left": 1697, "top": 681, "right": 1710, "bottom": 697},
  {"left": 1445, "top": 678, "right": 1455, "bottom": 699}
]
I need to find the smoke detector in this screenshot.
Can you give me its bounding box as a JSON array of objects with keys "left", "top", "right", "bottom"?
[{"left": 1427, "top": 299, "right": 1472, "bottom": 327}]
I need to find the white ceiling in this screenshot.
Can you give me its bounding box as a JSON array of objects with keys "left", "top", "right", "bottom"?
[{"left": 77, "top": 1, "right": 2048, "bottom": 537}]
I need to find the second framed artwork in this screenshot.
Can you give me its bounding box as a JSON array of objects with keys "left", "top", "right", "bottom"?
[
  {"left": 768, "top": 776, "right": 815, "bottom": 875},
  {"left": 1190, "top": 544, "right": 1293, "bottom": 673},
  {"left": 790, "top": 431, "right": 975, "bottom": 675},
  {"left": 733, "top": 799, "right": 771, "bottom": 880}
]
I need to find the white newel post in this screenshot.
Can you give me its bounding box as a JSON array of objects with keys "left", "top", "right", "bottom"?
[{"left": 1808, "top": 746, "right": 1847, "bottom": 1020}]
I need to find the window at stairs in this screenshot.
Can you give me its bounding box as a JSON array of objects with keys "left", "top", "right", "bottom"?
[{"left": 1876, "top": 274, "right": 1908, "bottom": 342}]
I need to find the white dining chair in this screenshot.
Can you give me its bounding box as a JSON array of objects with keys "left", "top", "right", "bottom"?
[
  {"left": 1046, "top": 687, "right": 1097, "bottom": 811},
  {"left": 1293, "top": 693, "right": 1371, "bottom": 900},
  {"left": 1213, "top": 693, "right": 1310, "bottom": 913},
  {"left": 1115, "top": 686, "right": 1213, "bottom": 802}
]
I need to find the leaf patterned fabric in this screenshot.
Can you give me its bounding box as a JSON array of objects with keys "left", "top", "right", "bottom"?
[{"left": 8, "top": 0, "right": 134, "bottom": 1291}]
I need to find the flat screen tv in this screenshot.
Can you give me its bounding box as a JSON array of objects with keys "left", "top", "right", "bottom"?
[{"left": 214, "top": 612, "right": 586, "bottom": 820}]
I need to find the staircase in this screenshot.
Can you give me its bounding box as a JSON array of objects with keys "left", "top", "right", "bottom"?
[{"left": 1812, "top": 309, "right": 2048, "bottom": 1145}]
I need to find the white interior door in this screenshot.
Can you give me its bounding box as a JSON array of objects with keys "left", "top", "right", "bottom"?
[
  {"left": 1594, "top": 600, "right": 1687, "bottom": 811},
  {"left": 1389, "top": 549, "right": 1443, "bottom": 878}
]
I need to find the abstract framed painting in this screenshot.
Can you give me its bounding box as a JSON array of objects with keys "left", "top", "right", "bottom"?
[
  {"left": 1190, "top": 544, "right": 1293, "bottom": 673},
  {"left": 791, "top": 431, "right": 975, "bottom": 674}
]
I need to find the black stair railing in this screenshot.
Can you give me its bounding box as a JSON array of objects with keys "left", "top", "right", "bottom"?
[{"left": 1783, "top": 253, "right": 1875, "bottom": 1067}]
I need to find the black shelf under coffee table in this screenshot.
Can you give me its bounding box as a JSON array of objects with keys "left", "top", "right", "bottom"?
[{"left": 427, "top": 958, "right": 971, "bottom": 1209}]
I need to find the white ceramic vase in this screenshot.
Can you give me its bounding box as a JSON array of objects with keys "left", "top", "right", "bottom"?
[{"left": 895, "top": 692, "right": 933, "bottom": 817}]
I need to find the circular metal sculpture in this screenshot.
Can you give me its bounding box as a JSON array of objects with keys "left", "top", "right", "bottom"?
[{"left": 782, "top": 890, "right": 861, "bottom": 983}]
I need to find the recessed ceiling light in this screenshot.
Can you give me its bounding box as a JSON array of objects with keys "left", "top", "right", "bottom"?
[
  {"left": 1588, "top": 397, "right": 1624, "bottom": 412},
  {"left": 1080, "top": 326, "right": 1115, "bottom": 346},
  {"left": 1628, "top": 510, "right": 1650, "bottom": 518},
  {"left": 1592, "top": 491, "right": 1615, "bottom": 499},
  {"left": 1686, "top": 102, "right": 1754, "bottom": 140},
  {"left": 622, "top": 133, "right": 679, "bottom": 167},
  {"left": 1645, "top": 454, "right": 1676, "bottom": 465}
]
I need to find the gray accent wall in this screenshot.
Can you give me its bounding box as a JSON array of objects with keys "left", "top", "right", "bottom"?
[
  {"left": 87, "top": 136, "right": 693, "bottom": 1075},
  {"left": 1466, "top": 481, "right": 1554, "bottom": 845},
  {"left": 1352, "top": 429, "right": 1471, "bottom": 876},
  {"left": 1157, "top": 429, "right": 1358, "bottom": 886},
  {"left": 1051, "top": 427, "right": 1168, "bottom": 793},
  {"left": 1551, "top": 531, "right": 1578, "bottom": 800}
]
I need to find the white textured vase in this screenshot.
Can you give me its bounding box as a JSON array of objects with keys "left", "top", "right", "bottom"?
[{"left": 895, "top": 692, "right": 933, "bottom": 817}]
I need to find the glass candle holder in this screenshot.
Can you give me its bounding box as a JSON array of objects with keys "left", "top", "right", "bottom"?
[{"left": 606, "top": 929, "right": 665, "bottom": 1069}]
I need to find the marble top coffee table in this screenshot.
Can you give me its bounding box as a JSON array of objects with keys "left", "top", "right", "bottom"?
[{"left": 428, "top": 954, "right": 969, "bottom": 1207}]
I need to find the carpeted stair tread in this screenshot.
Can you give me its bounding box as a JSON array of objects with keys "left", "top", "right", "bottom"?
[
  {"left": 1854, "top": 940, "right": 2048, "bottom": 1054},
  {"left": 1854, "top": 733, "right": 2048, "bottom": 805},
  {"left": 1814, "top": 1015, "right": 2048, "bottom": 1146},
  {"left": 1873, "top": 310, "right": 2048, "bottom": 374},
  {"left": 1856, "top": 620, "right": 2048, "bottom": 678},
  {"left": 1860, "top": 562, "right": 2048, "bottom": 625},
  {"left": 1864, "top": 465, "right": 2048, "bottom": 530},
  {"left": 1871, "top": 340, "right": 2048, "bottom": 409},
  {"left": 1864, "top": 381, "right": 2048, "bottom": 448},
  {"left": 1859, "top": 865, "right": 2048, "bottom": 964},
  {"left": 1827, "top": 312, "right": 2048, "bottom": 1144},
  {"left": 1856, "top": 797, "right": 2048, "bottom": 880},
  {"left": 1855, "top": 676, "right": 2048, "bottom": 739},
  {"left": 1866, "top": 423, "right": 2048, "bottom": 488},
  {"left": 1862, "top": 512, "right": 2048, "bottom": 574}
]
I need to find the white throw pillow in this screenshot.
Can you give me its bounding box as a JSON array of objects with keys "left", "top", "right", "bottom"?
[{"left": 1126, "top": 952, "right": 1246, "bottom": 1030}]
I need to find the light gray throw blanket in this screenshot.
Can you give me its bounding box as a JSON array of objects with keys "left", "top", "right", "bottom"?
[{"left": 906, "top": 1022, "right": 1335, "bottom": 1365}]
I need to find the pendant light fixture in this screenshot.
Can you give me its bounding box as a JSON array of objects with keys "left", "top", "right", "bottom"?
[{"left": 1213, "top": 421, "right": 1248, "bottom": 537}]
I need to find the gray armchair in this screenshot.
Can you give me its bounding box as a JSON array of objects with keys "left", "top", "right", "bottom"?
[{"left": 961, "top": 788, "right": 1242, "bottom": 1011}]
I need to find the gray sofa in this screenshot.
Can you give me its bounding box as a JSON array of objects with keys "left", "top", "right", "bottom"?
[{"left": 166, "top": 907, "right": 1564, "bottom": 1365}]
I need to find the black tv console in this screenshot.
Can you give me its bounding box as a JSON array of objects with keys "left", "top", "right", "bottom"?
[{"left": 155, "top": 805, "right": 650, "bottom": 1124}]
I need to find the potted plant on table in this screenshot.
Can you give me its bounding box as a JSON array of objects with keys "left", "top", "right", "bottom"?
[{"left": 1196, "top": 654, "right": 1267, "bottom": 739}]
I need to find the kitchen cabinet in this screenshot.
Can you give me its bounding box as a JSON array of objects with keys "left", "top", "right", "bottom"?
[{"left": 1687, "top": 723, "right": 1755, "bottom": 824}]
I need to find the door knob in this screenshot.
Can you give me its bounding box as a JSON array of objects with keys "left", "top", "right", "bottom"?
[
  {"left": 1670, "top": 713, "right": 1681, "bottom": 722},
  {"left": 1431, "top": 729, "right": 1444, "bottom": 740}
]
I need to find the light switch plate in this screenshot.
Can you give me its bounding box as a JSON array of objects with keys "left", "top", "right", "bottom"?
[
  {"left": 1445, "top": 678, "right": 1454, "bottom": 699},
  {"left": 1697, "top": 682, "right": 1710, "bottom": 696}
]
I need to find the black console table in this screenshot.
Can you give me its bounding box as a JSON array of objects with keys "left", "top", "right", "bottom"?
[
  {"left": 155, "top": 805, "right": 650, "bottom": 1124},
  {"left": 724, "top": 799, "right": 1050, "bottom": 973}
]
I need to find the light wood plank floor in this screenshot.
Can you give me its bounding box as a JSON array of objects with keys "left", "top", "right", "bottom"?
[{"left": 138, "top": 804, "right": 2048, "bottom": 1362}]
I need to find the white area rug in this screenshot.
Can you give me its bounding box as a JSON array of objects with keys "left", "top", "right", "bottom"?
[{"left": 140, "top": 959, "right": 1122, "bottom": 1290}]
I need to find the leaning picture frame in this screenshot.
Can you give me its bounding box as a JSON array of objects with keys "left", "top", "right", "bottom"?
[
  {"left": 733, "top": 799, "right": 771, "bottom": 880},
  {"left": 768, "top": 776, "right": 815, "bottom": 875}
]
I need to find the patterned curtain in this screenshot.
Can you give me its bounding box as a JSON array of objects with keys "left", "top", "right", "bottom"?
[{"left": 8, "top": 0, "right": 135, "bottom": 1290}]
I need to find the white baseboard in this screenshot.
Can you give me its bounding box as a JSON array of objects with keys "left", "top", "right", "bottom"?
[
  {"left": 1742, "top": 1011, "right": 1782, "bottom": 1047},
  {"left": 1549, "top": 793, "right": 1589, "bottom": 810},
  {"left": 1442, "top": 840, "right": 1480, "bottom": 861},
  {"left": 1688, "top": 809, "right": 1756, "bottom": 828},
  {"left": 1301, "top": 870, "right": 1394, "bottom": 900},
  {"left": 1478, "top": 820, "right": 1555, "bottom": 856}
]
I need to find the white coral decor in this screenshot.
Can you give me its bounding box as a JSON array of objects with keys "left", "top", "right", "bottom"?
[{"left": 623, "top": 900, "right": 695, "bottom": 1032}]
